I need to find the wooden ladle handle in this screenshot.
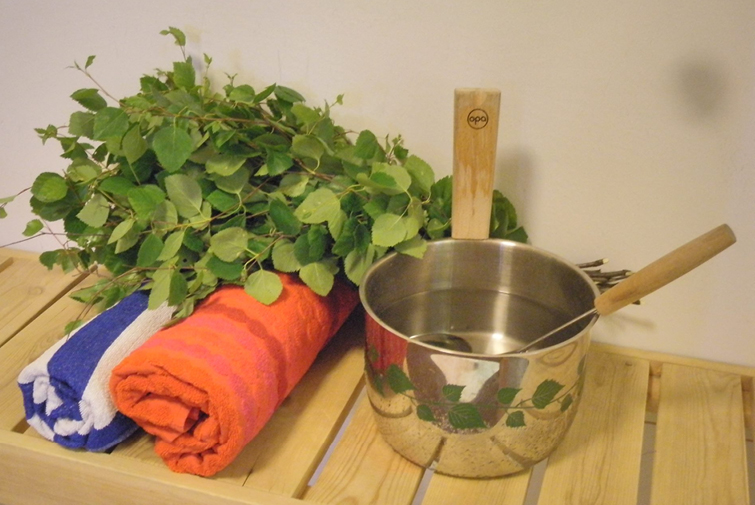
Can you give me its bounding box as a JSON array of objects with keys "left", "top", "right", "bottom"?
[
  {"left": 452, "top": 88, "right": 501, "bottom": 240},
  {"left": 594, "top": 224, "right": 737, "bottom": 316}
]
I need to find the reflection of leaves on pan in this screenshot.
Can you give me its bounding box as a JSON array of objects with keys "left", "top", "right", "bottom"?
[
  {"left": 366, "top": 347, "right": 580, "bottom": 431},
  {"left": 532, "top": 380, "right": 565, "bottom": 409},
  {"left": 448, "top": 403, "right": 487, "bottom": 430}
]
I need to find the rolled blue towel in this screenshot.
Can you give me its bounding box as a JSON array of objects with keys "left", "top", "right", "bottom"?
[{"left": 17, "top": 291, "right": 173, "bottom": 451}]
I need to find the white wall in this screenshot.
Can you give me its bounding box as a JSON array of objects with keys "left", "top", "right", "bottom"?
[{"left": 1, "top": 1, "right": 752, "bottom": 366}]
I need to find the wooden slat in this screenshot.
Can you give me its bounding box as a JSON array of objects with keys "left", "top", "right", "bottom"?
[
  {"left": 0, "top": 255, "right": 13, "bottom": 274},
  {"left": 421, "top": 468, "right": 531, "bottom": 505},
  {"left": 0, "top": 430, "right": 301, "bottom": 505},
  {"left": 537, "top": 351, "right": 649, "bottom": 505},
  {"left": 304, "top": 396, "right": 424, "bottom": 505},
  {"left": 0, "top": 251, "right": 87, "bottom": 346},
  {"left": 650, "top": 364, "right": 749, "bottom": 505},
  {"left": 0, "top": 275, "right": 99, "bottom": 430}
]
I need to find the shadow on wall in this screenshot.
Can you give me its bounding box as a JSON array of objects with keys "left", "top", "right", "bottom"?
[{"left": 675, "top": 57, "right": 729, "bottom": 121}]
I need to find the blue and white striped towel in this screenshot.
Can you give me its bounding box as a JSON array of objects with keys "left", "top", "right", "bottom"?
[{"left": 18, "top": 291, "right": 173, "bottom": 451}]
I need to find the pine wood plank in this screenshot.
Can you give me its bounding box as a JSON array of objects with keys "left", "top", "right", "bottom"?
[
  {"left": 0, "top": 275, "right": 99, "bottom": 431},
  {"left": 0, "top": 255, "right": 13, "bottom": 274},
  {"left": 650, "top": 364, "right": 749, "bottom": 505},
  {"left": 0, "top": 251, "right": 87, "bottom": 347},
  {"left": 420, "top": 468, "right": 531, "bottom": 505},
  {"left": 537, "top": 351, "right": 649, "bottom": 505},
  {"left": 0, "top": 430, "right": 301, "bottom": 505},
  {"left": 304, "top": 395, "right": 424, "bottom": 505}
]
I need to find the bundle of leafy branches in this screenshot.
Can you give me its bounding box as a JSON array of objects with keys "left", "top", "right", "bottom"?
[{"left": 0, "top": 27, "right": 526, "bottom": 330}]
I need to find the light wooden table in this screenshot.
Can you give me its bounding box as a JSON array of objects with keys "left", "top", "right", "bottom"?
[{"left": 0, "top": 248, "right": 752, "bottom": 505}]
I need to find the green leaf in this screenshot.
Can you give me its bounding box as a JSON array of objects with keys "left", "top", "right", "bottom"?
[
  {"left": 64, "top": 319, "right": 84, "bottom": 336},
  {"left": 404, "top": 155, "right": 434, "bottom": 196},
  {"left": 531, "top": 379, "right": 565, "bottom": 409},
  {"left": 560, "top": 394, "right": 574, "bottom": 412},
  {"left": 122, "top": 127, "right": 148, "bottom": 164},
  {"left": 99, "top": 176, "right": 135, "bottom": 196},
  {"left": 394, "top": 235, "right": 427, "bottom": 259},
  {"left": 107, "top": 218, "right": 135, "bottom": 244},
  {"left": 137, "top": 233, "right": 164, "bottom": 267},
  {"left": 506, "top": 410, "right": 526, "bottom": 428},
  {"left": 244, "top": 270, "right": 283, "bottom": 305},
  {"left": 209, "top": 227, "right": 248, "bottom": 262},
  {"left": 172, "top": 60, "right": 196, "bottom": 89},
  {"left": 152, "top": 125, "right": 194, "bottom": 172},
  {"left": 448, "top": 403, "right": 487, "bottom": 430},
  {"left": 70, "top": 88, "right": 107, "bottom": 111},
  {"left": 271, "top": 240, "right": 302, "bottom": 272},
  {"left": 344, "top": 246, "right": 375, "bottom": 285},
  {"left": 168, "top": 270, "right": 188, "bottom": 306},
  {"left": 68, "top": 160, "right": 100, "bottom": 183},
  {"left": 291, "top": 134, "right": 325, "bottom": 162},
  {"left": 372, "top": 213, "right": 407, "bottom": 247},
  {"left": 354, "top": 130, "right": 384, "bottom": 161},
  {"left": 39, "top": 250, "right": 59, "bottom": 269},
  {"left": 84, "top": 55, "right": 96, "bottom": 69},
  {"left": 206, "top": 154, "right": 247, "bottom": 177},
  {"left": 93, "top": 107, "right": 129, "bottom": 140},
  {"left": 152, "top": 200, "right": 179, "bottom": 232},
  {"left": 371, "top": 163, "right": 412, "bottom": 195},
  {"left": 68, "top": 111, "right": 95, "bottom": 138},
  {"left": 228, "top": 84, "right": 256, "bottom": 103},
  {"left": 291, "top": 103, "right": 320, "bottom": 125},
  {"left": 274, "top": 85, "right": 305, "bottom": 103},
  {"left": 269, "top": 199, "right": 301, "bottom": 236},
  {"left": 160, "top": 26, "right": 186, "bottom": 46},
  {"left": 416, "top": 405, "right": 436, "bottom": 423},
  {"left": 279, "top": 173, "right": 309, "bottom": 197},
  {"left": 294, "top": 188, "right": 340, "bottom": 224},
  {"left": 148, "top": 268, "right": 172, "bottom": 310},
  {"left": 158, "top": 230, "right": 186, "bottom": 261},
  {"left": 386, "top": 364, "right": 414, "bottom": 394},
  {"left": 127, "top": 185, "right": 166, "bottom": 219},
  {"left": 0, "top": 207, "right": 6, "bottom": 219},
  {"left": 22, "top": 219, "right": 44, "bottom": 237},
  {"left": 442, "top": 384, "right": 465, "bottom": 403},
  {"left": 76, "top": 194, "right": 109, "bottom": 228},
  {"left": 206, "top": 255, "right": 243, "bottom": 280},
  {"left": 497, "top": 387, "right": 521, "bottom": 405},
  {"left": 206, "top": 189, "right": 238, "bottom": 212},
  {"left": 266, "top": 151, "right": 294, "bottom": 175},
  {"left": 31, "top": 173, "right": 68, "bottom": 203},
  {"left": 213, "top": 166, "right": 250, "bottom": 194},
  {"left": 164, "top": 174, "right": 203, "bottom": 218},
  {"left": 299, "top": 261, "right": 334, "bottom": 296},
  {"left": 115, "top": 225, "right": 142, "bottom": 254}
]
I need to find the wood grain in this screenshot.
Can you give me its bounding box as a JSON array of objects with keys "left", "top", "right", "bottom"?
[
  {"left": 594, "top": 224, "right": 736, "bottom": 316},
  {"left": 421, "top": 468, "right": 531, "bottom": 505},
  {"left": 304, "top": 396, "right": 424, "bottom": 505},
  {"left": 451, "top": 88, "right": 500, "bottom": 240},
  {"left": 0, "top": 430, "right": 301, "bottom": 505},
  {"left": 0, "top": 250, "right": 88, "bottom": 347},
  {"left": 650, "top": 364, "right": 749, "bottom": 505},
  {"left": 537, "top": 351, "right": 649, "bottom": 505}
]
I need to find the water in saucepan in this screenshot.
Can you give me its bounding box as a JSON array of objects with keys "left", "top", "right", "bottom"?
[{"left": 377, "top": 289, "right": 575, "bottom": 355}]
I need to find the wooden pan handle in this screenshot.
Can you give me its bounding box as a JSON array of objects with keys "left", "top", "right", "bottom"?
[
  {"left": 594, "top": 224, "right": 736, "bottom": 316},
  {"left": 452, "top": 88, "right": 501, "bottom": 240}
]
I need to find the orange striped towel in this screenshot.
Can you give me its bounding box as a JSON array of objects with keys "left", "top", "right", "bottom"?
[{"left": 109, "top": 274, "right": 358, "bottom": 476}]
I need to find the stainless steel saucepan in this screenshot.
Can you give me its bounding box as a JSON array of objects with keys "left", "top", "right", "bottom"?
[{"left": 359, "top": 88, "right": 736, "bottom": 478}]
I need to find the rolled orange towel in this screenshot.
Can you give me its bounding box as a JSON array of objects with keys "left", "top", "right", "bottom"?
[{"left": 109, "top": 274, "right": 359, "bottom": 476}]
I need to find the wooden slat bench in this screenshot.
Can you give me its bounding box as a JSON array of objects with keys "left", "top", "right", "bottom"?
[{"left": 0, "top": 248, "right": 752, "bottom": 505}]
